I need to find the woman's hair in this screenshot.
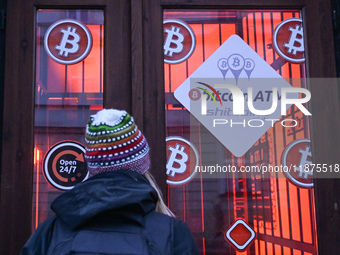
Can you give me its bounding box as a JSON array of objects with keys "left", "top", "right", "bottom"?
[{"left": 144, "top": 171, "right": 175, "bottom": 218}]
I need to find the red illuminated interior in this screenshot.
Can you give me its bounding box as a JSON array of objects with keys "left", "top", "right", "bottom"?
[{"left": 164, "top": 10, "right": 317, "bottom": 255}]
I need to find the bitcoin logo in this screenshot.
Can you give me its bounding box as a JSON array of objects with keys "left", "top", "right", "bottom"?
[
  {"left": 166, "top": 144, "right": 189, "bottom": 177},
  {"left": 163, "top": 19, "right": 196, "bottom": 64},
  {"left": 284, "top": 25, "right": 304, "bottom": 55},
  {"left": 217, "top": 58, "right": 229, "bottom": 79},
  {"left": 294, "top": 146, "right": 312, "bottom": 179},
  {"left": 218, "top": 58, "right": 228, "bottom": 70},
  {"left": 55, "top": 26, "right": 80, "bottom": 57},
  {"left": 227, "top": 54, "right": 245, "bottom": 84},
  {"left": 44, "top": 19, "right": 92, "bottom": 65},
  {"left": 232, "top": 57, "right": 240, "bottom": 68},
  {"left": 228, "top": 54, "right": 244, "bottom": 71},
  {"left": 221, "top": 61, "right": 227, "bottom": 68},
  {"left": 273, "top": 18, "right": 305, "bottom": 63},
  {"left": 244, "top": 59, "right": 255, "bottom": 70},
  {"left": 192, "top": 91, "right": 198, "bottom": 98},
  {"left": 164, "top": 26, "right": 184, "bottom": 57},
  {"left": 166, "top": 137, "right": 199, "bottom": 185},
  {"left": 244, "top": 58, "right": 255, "bottom": 79},
  {"left": 189, "top": 88, "right": 201, "bottom": 101},
  {"left": 282, "top": 139, "right": 313, "bottom": 188}
]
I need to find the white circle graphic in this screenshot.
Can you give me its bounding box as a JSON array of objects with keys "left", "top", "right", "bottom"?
[
  {"left": 166, "top": 136, "right": 199, "bottom": 185},
  {"left": 163, "top": 19, "right": 196, "bottom": 64},
  {"left": 44, "top": 19, "right": 92, "bottom": 65},
  {"left": 273, "top": 18, "right": 305, "bottom": 63}
]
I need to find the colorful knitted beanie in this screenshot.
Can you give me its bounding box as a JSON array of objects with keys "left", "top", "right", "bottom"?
[{"left": 85, "top": 109, "right": 150, "bottom": 176}]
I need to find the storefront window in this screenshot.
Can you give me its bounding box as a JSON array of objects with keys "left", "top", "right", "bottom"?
[
  {"left": 164, "top": 10, "right": 316, "bottom": 255},
  {"left": 33, "top": 9, "right": 104, "bottom": 230}
]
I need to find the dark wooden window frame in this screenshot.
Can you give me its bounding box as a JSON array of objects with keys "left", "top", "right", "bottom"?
[{"left": 1, "top": 0, "right": 339, "bottom": 254}]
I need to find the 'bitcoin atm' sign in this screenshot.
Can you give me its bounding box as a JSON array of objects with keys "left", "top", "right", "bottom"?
[{"left": 44, "top": 19, "right": 93, "bottom": 65}]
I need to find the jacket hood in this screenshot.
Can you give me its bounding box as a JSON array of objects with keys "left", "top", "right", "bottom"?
[{"left": 51, "top": 170, "right": 158, "bottom": 229}]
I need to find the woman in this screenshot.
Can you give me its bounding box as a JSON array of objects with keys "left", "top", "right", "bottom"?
[{"left": 21, "top": 109, "right": 200, "bottom": 255}]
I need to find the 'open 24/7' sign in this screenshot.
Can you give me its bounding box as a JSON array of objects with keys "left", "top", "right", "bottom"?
[{"left": 43, "top": 141, "right": 89, "bottom": 190}]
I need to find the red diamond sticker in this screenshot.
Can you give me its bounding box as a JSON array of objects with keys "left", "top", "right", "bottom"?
[{"left": 225, "top": 219, "right": 255, "bottom": 251}]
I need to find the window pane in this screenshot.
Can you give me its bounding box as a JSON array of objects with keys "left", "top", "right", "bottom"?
[
  {"left": 33, "top": 9, "right": 104, "bottom": 230},
  {"left": 164, "top": 10, "right": 316, "bottom": 255}
]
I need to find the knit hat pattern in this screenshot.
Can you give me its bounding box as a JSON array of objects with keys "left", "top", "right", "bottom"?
[{"left": 85, "top": 109, "right": 150, "bottom": 176}]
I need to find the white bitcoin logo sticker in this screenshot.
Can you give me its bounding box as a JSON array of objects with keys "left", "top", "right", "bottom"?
[
  {"left": 284, "top": 25, "right": 304, "bottom": 56},
  {"left": 273, "top": 18, "right": 305, "bottom": 63},
  {"left": 166, "top": 137, "right": 199, "bottom": 186},
  {"left": 164, "top": 26, "right": 184, "bottom": 57},
  {"left": 282, "top": 139, "right": 313, "bottom": 188},
  {"left": 166, "top": 144, "right": 189, "bottom": 177},
  {"left": 55, "top": 26, "right": 80, "bottom": 57},
  {"left": 294, "top": 146, "right": 312, "bottom": 179},
  {"left": 163, "top": 19, "right": 196, "bottom": 64},
  {"left": 44, "top": 19, "right": 92, "bottom": 65}
]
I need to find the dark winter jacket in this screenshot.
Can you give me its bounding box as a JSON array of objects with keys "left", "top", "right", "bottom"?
[{"left": 21, "top": 170, "right": 200, "bottom": 255}]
